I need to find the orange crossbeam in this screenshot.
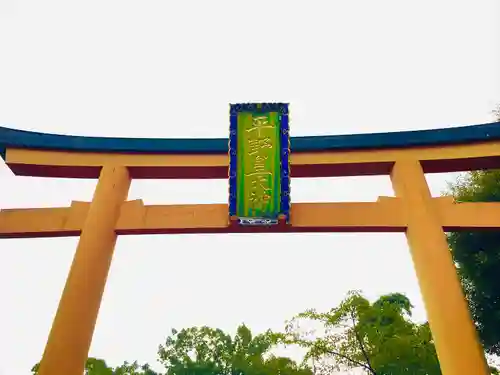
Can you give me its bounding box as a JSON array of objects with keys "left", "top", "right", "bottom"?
[{"left": 2, "top": 198, "right": 500, "bottom": 238}]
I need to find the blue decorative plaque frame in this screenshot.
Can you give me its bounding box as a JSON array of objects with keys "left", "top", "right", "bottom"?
[{"left": 228, "top": 103, "right": 290, "bottom": 224}]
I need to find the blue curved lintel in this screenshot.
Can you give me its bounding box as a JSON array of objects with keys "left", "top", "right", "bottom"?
[{"left": 1, "top": 121, "right": 500, "bottom": 161}]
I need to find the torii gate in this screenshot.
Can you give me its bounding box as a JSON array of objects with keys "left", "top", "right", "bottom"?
[{"left": 0, "top": 105, "right": 498, "bottom": 375}]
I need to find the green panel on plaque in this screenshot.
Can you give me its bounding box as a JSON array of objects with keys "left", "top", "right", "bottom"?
[{"left": 236, "top": 111, "right": 281, "bottom": 218}]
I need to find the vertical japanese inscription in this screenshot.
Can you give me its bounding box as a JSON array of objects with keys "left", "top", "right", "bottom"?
[{"left": 236, "top": 112, "right": 281, "bottom": 218}]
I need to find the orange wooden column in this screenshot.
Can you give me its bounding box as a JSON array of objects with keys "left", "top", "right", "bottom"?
[
  {"left": 391, "top": 159, "right": 488, "bottom": 375},
  {"left": 38, "top": 165, "right": 131, "bottom": 375}
]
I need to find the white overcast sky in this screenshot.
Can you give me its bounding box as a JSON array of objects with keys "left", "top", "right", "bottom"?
[{"left": 0, "top": 1, "right": 499, "bottom": 374}]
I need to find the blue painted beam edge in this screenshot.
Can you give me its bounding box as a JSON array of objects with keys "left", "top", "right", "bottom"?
[{"left": 1, "top": 121, "right": 500, "bottom": 160}]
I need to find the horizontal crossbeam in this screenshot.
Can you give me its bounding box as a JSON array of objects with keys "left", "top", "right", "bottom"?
[{"left": 1, "top": 197, "right": 500, "bottom": 238}]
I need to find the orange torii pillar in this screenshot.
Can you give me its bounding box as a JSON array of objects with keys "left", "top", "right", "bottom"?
[
  {"left": 391, "top": 159, "right": 489, "bottom": 375},
  {"left": 37, "top": 165, "right": 131, "bottom": 375}
]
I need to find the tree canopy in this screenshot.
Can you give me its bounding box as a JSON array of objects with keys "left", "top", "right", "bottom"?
[
  {"left": 157, "top": 324, "right": 313, "bottom": 375},
  {"left": 270, "top": 290, "right": 441, "bottom": 375},
  {"left": 31, "top": 291, "right": 450, "bottom": 374},
  {"left": 32, "top": 325, "right": 311, "bottom": 375},
  {"left": 31, "top": 358, "right": 162, "bottom": 375},
  {"left": 447, "top": 169, "right": 500, "bottom": 355}
]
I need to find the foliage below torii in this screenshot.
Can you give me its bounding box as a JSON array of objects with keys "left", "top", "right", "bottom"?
[
  {"left": 447, "top": 169, "right": 500, "bottom": 356},
  {"left": 271, "top": 290, "right": 441, "bottom": 375},
  {"left": 31, "top": 358, "right": 161, "bottom": 375},
  {"left": 31, "top": 325, "right": 312, "bottom": 375},
  {"left": 157, "top": 324, "right": 312, "bottom": 375},
  {"left": 33, "top": 288, "right": 500, "bottom": 374}
]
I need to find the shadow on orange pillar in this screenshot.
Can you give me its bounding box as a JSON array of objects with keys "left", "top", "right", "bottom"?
[
  {"left": 391, "top": 159, "right": 488, "bottom": 375},
  {"left": 37, "top": 165, "right": 131, "bottom": 375}
]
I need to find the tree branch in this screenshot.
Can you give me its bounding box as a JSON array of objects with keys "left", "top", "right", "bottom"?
[
  {"left": 325, "top": 349, "right": 375, "bottom": 374},
  {"left": 349, "top": 310, "right": 377, "bottom": 375}
]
